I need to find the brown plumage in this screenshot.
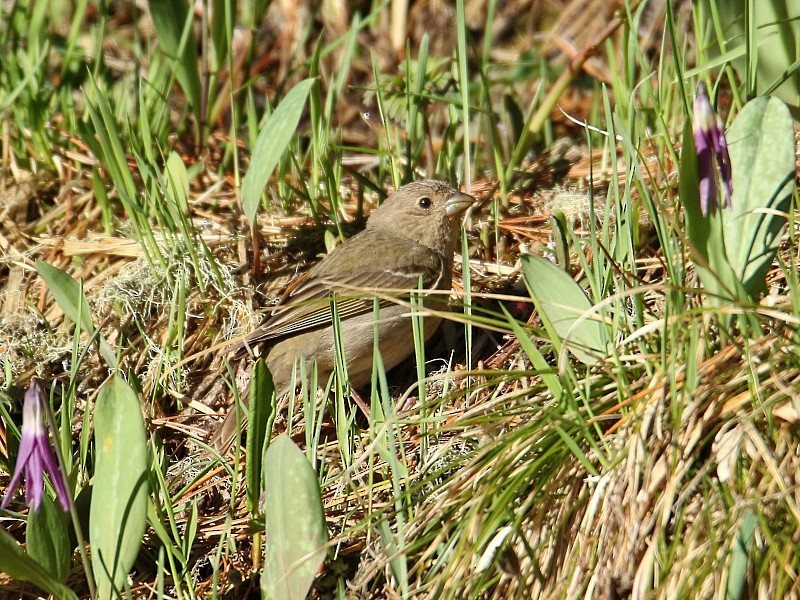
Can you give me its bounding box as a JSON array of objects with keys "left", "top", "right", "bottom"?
[{"left": 213, "top": 180, "right": 475, "bottom": 448}]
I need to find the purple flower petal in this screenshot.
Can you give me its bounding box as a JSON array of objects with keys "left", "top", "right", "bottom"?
[
  {"left": 41, "top": 439, "right": 71, "bottom": 512},
  {"left": 716, "top": 132, "right": 733, "bottom": 210},
  {"left": 1, "top": 428, "right": 35, "bottom": 509},
  {"left": 1, "top": 380, "right": 70, "bottom": 512},
  {"left": 26, "top": 450, "right": 44, "bottom": 510},
  {"left": 692, "top": 81, "right": 733, "bottom": 216},
  {"left": 697, "top": 138, "right": 716, "bottom": 217}
]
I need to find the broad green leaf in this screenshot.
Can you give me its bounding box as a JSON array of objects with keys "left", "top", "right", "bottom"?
[
  {"left": 722, "top": 96, "right": 796, "bottom": 297},
  {"left": 702, "top": 0, "right": 800, "bottom": 112},
  {"left": 521, "top": 254, "right": 609, "bottom": 365},
  {"left": 725, "top": 510, "right": 757, "bottom": 600},
  {"left": 246, "top": 359, "right": 277, "bottom": 515},
  {"left": 149, "top": 0, "right": 202, "bottom": 112},
  {"left": 27, "top": 494, "right": 71, "bottom": 583},
  {"left": 262, "top": 435, "right": 328, "bottom": 600},
  {"left": 35, "top": 261, "right": 117, "bottom": 369},
  {"left": 241, "top": 78, "right": 316, "bottom": 225},
  {"left": 36, "top": 261, "right": 94, "bottom": 338},
  {"left": 90, "top": 376, "right": 149, "bottom": 600},
  {"left": 0, "top": 528, "right": 77, "bottom": 600}
]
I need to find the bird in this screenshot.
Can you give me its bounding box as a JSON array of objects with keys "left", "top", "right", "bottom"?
[{"left": 212, "top": 180, "right": 476, "bottom": 449}]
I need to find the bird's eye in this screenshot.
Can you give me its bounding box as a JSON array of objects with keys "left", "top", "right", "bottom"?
[{"left": 418, "top": 197, "right": 432, "bottom": 209}]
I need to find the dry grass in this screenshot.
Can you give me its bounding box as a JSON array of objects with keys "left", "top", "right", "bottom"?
[{"left": 2, "top": 0, "right": 800, "bottom": 598}]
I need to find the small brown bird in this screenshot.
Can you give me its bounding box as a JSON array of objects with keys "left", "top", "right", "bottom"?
[{"left": 214, "top": 180, "right": 476, "bottom": 447}]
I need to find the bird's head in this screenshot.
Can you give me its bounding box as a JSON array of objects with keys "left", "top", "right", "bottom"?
[{"left": 366, "top": 180, "right": 476, "bottom": 252}]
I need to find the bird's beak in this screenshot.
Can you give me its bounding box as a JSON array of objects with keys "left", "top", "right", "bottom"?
[{"left": 444, "top": 191, "right": 477, "bottom": 216}]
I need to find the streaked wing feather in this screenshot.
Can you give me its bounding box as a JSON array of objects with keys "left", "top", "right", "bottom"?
[{"left": 238, "top": 252, "right": 444, "bottom": 348}]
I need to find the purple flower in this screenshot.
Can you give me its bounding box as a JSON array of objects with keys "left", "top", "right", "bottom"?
[
  {"left": 2, "top": 379, "right": 70, "bottom": 512},
  {"left": 693, "top": 81, "right": 733, "bottom": 217}
]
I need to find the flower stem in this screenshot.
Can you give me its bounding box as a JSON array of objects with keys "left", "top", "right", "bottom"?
[{"left": 43, "top": 393, "right": 96, "bottom": 599}]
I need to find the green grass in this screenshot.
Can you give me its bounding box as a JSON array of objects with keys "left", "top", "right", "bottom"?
[{"left": 0, "top": 0, "right": 799, "bottom": 598}]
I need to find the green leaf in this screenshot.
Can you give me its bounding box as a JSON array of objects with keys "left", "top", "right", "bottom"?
[
  {"left": 0, "top": 528, "right": 77, "bottom": 600},
  {"left": 725, "top": 510, "right": 757, "bottom": 600},
  {"left": 146, "top": 501, "right": 188, "bottom": 567},
  {"left": 84, "top": 74, "right": 139, "bottom": 207},
  {"left": 262, "top": 435, "right": 328, "bottom": 600},
  {"left": 678, "top": 123, "right": 741, "bottom": 305},
  {"left": 165, "top": 151, "right": 191, "bottom": 216},
  {"left": 377, "top": 519, "right": 408, "bottom": 593},
  {"left": 209, "top": 0, "right": 233, "bottom": 72},
  {"left": 703, "top": 0, "right": 800, "bottom": 112},
  {"left": 521, "top": 254, "right": 609, "bottom": 365},
  {"left": 27, "top": 494, "right": 72, "bottom": 583},
  {"left": 241, "top": 78, "right": 316, "bottom": 226},
  {"left": 501, "top": 304, "right": 562, "bottom": 399},
  {"left": 722, "top": 96, "right": 796, "bottom": 297},
  {"left": 36, "top": 260, "right": 94, "bottom": 337},
  {"left": 678, "top": 120, "right": 710, "bottom": 265},
  {"left": 35, "top": 260, "right": 117, "bottom": 369},
  {"left": 548, "top": 210, "right": 571, "bottom": 270},
  {"left": 90, "top": 376, "right": 149, "bottom": 600},
  {"left": 246, "top": 359, "right": 277, "bottom": 515},
  {"left": 149, "top": 0, "right": 202, "bottom": 112}
]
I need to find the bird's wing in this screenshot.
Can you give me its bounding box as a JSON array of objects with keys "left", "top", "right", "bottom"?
[{"left": 237, "top": 243, "right": 447, "bottom": 349}]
